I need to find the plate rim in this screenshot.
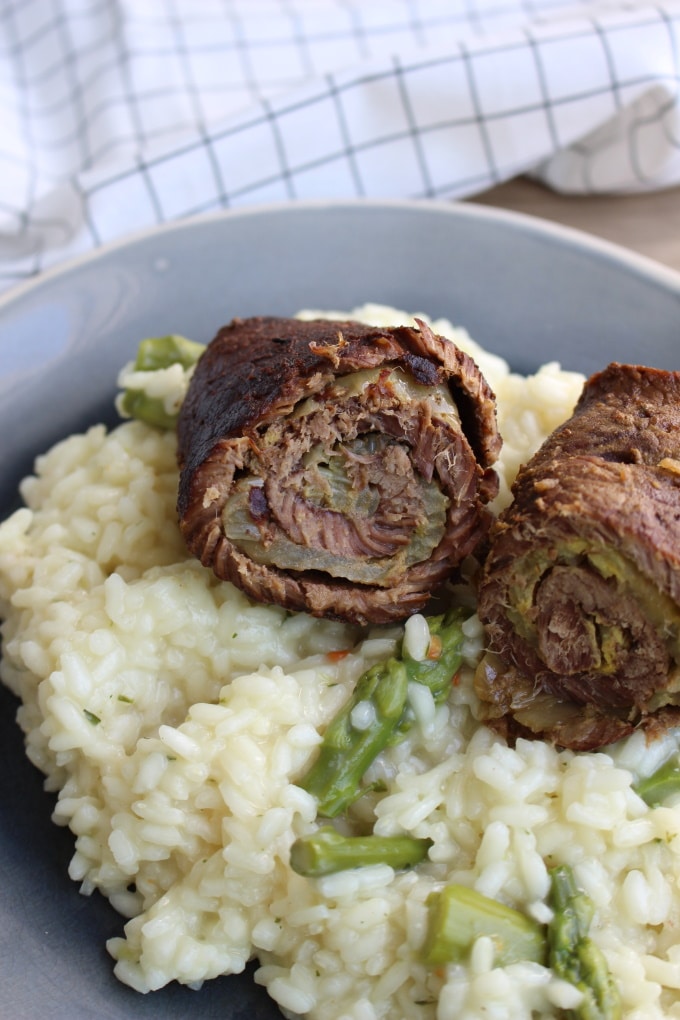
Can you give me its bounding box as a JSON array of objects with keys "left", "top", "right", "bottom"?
[{"left": 2, "top": 196, "right": 680, "bottom": 314}]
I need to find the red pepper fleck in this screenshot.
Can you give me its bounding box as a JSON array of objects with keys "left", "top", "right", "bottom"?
[
  {"left": 427, "top": 635, "right": 443, "bottom": 660},
  {"left": 327, "top": 649, "right": 351, "bottom": 662}
]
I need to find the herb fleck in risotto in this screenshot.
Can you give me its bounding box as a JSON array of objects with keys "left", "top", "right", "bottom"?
[{"left": 1, "top": 304, "right": 680, "bottom": 1019}]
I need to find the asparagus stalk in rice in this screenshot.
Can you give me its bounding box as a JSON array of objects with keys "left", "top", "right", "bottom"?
[
  {"left": 119, "top": 334, "right": 205, "bottom": 429},
  {"left": 299, "top": 655, "right": 409, "bottom": 818},
  {"left": 290, "top": 827, "right": 432, "bottom": 877},
  {"left": 298, "top": 608, "right": 470, "bottom": 817},
  {"left": 422, "top": 868, "right": 620, "bottom": 1020},
  {"left": 125, "top": 334, "right": 205, "bottom": 375},
  {"left": 548, "top": 865, "right": 621, "bottom": 1020},
  {"left": 422, "top": 884, "right": 546, "bottom": 968},
  {"left": 633, "top": 755, "right": 680, "bottom": 806},
  {"left": 397, "top": 608, "right": 471, "bottom": 728}
]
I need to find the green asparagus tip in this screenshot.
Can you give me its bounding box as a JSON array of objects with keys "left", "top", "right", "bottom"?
[
  {"left": 422, "top": 883, "right": 546, "bottom": 969},
  {"left": 548, "top": 865, "right": 621, "bottom": 1020},
  {"left": 290, "top": 826, "right": 432, "bottom": 877}
]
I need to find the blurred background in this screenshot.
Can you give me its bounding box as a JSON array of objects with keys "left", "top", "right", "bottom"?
[{"left": 471, "top": 179, "right": 680, "bottom": 272}]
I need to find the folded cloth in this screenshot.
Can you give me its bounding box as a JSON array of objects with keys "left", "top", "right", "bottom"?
[{"left": 2, "top": 0, "right": 680, "bottom": 291}]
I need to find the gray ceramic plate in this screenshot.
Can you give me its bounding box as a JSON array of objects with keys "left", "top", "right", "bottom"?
[{"left": 1, "top": 199, "right": 680, "bottom": 1019}]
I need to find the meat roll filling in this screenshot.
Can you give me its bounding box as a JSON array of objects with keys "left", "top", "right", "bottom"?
[
  {"left": 221, "top": 369, "right": 455, "bottom": 584},
  {"left": 476, "top": 363, "right": 680, "bottom": 751},
  {"left": 177, "top": 316, "right": 501, "bottom": 625}
]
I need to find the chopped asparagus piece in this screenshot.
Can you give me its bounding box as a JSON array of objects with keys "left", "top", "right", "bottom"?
[
  {"left": 120, "top": 334, "right": 205, "bottom": 428},
  {"left": 130, "top": 334, "right": 205, "bottom": 372},
  {"left": 300, "top": 657, "right": 409, "bottom": 818},
  {"left": 422, "top": 884, "right": 546, "bottom": 968},
  {"left": 290, "top": 826, "right": 432, "bottom": 877},
  {"left": 299, "top": 608, "right": 469, "bottom": 817},
  {"left": 548, "top": 865, "right": 621, "bottom": 1020},
  {"left": 396, "top": 608, "right": 471, "bottom": 733},
  {"left": 633, "top": 755, "right": 680, "bottom": 806}
]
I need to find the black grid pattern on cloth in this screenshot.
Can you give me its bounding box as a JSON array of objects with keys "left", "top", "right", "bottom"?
[{"left": 2, "top": 0, "right": 680, "bottom": 290}]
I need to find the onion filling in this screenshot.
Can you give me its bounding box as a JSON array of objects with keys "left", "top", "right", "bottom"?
[{"left": 220, "top": 367, "right": 454, "bottom": 586}]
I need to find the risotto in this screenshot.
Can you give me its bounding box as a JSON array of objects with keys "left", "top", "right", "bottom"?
[{"left": 1, "top": 304, "right": 680, "bottom": 1019}]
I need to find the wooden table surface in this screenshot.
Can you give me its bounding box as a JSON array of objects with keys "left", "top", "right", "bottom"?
[{"left": 467, "top": 177, "right": 680, "bottom": 275}]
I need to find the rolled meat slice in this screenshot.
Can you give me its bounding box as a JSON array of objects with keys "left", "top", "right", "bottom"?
[
  {"left": 177, "top": 315, "right": 500, "bottom": 625},
  {"left": 476, "top": 362, "right": 680, "bottom": 751}
]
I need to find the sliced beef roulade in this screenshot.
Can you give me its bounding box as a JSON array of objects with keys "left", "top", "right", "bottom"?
[
  {"left": 476, "top": 362, "right": 680, "bottom": 751},
  {"left": 177, "top": 315, "right": 500, "bottom": 625}
]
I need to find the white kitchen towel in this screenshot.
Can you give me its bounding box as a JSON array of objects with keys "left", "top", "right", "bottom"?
[{"left": 2, "top": 0, "right": 680, "bottom": 292}]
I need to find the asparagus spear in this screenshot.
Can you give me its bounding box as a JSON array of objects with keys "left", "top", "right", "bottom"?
[
  {"left": 300, "top": 656, "right": 409, "bottom": 817},
  {"left": 298, "top": 608, "right": 469, "bottom": 817},
  {"left": 548, "top": 865, "right": 621, "bottom": 1020},
  {"left": 290, "top": 826, "right": 432, "bottom": 877},
  {"left": 422, "top": 884, "right": 546, "bottom": 968},
  {"left": 397, "top": 608, "right": 472, "bottom": 731},
  {"left": 120, "top": 334, "right": 205, "bottom": 428},
  {"left": 420, "top": 869, "right": 619, "bottom": 1019},
  {"left": 633, "top": 755, "right": 680, "bottom": 806}
]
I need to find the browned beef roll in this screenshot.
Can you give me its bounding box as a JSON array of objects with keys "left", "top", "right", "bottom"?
[
  {"left": 177, "top": 315, "right": 501, "bottom": 625},
  {"left": 476, "top": 362, "right": 680, "bottom": 751}
]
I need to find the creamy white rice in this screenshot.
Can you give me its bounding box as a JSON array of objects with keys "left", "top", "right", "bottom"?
[{"left": 2, "top": 304, "right": 680, "bottom": 1019}]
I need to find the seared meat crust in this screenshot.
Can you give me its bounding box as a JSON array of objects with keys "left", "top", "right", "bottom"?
[{"left": 477, "top": 362, "right": 680, "bottom": 749}]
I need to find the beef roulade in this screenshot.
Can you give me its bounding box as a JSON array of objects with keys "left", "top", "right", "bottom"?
[
  {"left": 476, "top": 362, "right": 680, "bottom": 751},
  {"left": 177, "top": 315, "right": 501, "bottom": 625}
]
